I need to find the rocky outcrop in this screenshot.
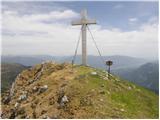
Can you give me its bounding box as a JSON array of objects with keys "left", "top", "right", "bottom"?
[{"left": 1, "top": 61, "right": 69, "bottom": 119}]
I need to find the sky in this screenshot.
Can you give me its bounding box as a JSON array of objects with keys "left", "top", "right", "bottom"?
[{"left": 1, "top": 1, "right": 159, "bottom": 60}]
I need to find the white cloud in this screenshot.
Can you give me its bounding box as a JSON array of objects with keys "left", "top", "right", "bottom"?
[
  {"left": 2, "top": 9, "right": 158, "bottom": 59},
  {"left": 3, "top": 9, "right": 79, "bottom": 25},
  {"left": 113, "top": 4, "right": 124, "bottom": 9},
  {"left": 129, "top": 18, "right": 138, "bottom": 22},
  {"left": 22, "top": 10, "right": 79, "bottom": 22}
]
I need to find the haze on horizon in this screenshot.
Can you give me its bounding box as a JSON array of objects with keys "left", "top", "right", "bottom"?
[{"left": 2, "top": 1, "right": 159, "bottom": 60}]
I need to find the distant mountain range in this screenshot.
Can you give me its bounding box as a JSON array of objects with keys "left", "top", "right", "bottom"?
[
  {"left": 1, "top": 55, "right": 159, "bottom": 93},
  {"left": 2, "top": 55, "right": 149, "bottom": 69},
  {"left": 113, "top": 61, "right": 159, "bottom": 93}
]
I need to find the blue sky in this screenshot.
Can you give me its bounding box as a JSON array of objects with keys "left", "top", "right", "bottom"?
[
  {"left": 2, "top": 1, "right": 159, "bottom": 59},
  {"left": 59, "top": 1, "right": 158, "bottom": 30}
]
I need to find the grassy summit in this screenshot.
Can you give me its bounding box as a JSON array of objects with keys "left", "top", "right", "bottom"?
[{"left": 1, "top": 62, "right": 159, "bottom": 119}]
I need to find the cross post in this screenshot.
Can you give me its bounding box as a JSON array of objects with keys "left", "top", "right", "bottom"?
[{"left": 71, "top": 9, "right": 96, "bottom": 66}]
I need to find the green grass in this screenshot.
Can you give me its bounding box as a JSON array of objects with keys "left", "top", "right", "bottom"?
[{"left": 67, "top": 65, "right": 159, "bottom": 118}]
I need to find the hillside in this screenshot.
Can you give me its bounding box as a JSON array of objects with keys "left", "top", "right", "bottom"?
[
  {"left": 113, "top": 62, "right": 159, "bottom": 93},
  {"left": 1, "top": 62, "right": 158, "bottom": 119},
  {"left": 1, "top": 63, "right": 28, "bottom": 93}
]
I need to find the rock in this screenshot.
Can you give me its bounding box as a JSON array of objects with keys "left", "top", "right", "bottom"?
[
  {"left": 43, "top": 85, "right": 48, "bottom": 89},
  {"left": 18, "top": 94, "right": 27, "bottom": 101},
  {"left": 10, "top": 82, "right": 15, "bottom": 97},
  {"left": 2, "top": 96, "right": 11, "bottom": 104},
  {"left": 61, "top": 95, "right": 68, "bottom": 103},
  {"left": 38, "top": 85, "right": 48, "bottom": 94},
  {"left": 103, "top": 77, "right": 108, "bottom": 80},
  {"left": 14, "top": 102, "right": 20, "bottom": 109},
  {"left": 23, "top": 91, "right": 28, "bottom": 94},
  {"left": 100, "top": 98, "right": 103, "bottom": 102},
  {"left": 28, "top": 79, "right": 35, "bottom": 85},
  {"left": 128, "top": 86, "right": 132, "bottom": 90},
  {"left": 91, "top": 72, "right": 97, "bottom": 75},
  {"left": 57, "top": 90, "right": 65, "bottom": 103},
  {"left": 35, "top": 72, "right": 42, "bottom": 80},
  {"left": 41, "top": 114, "right": 50, "bottom": 119},
  {"left": 60, "top": 95, "right": 69, "bottom": 107},
  {"left": 106, "top": 91, "right": 110, "bottom": 95},
  {"left": 34, "top": 65, "right": 44, "bottom": 80},
  {"left": 9, "top": 109, "right": 16, "bottom": 119},
  {"left": 120, "top": 108, "right": 125, "bottom": 112},
  {"left": 57, "top": 94, "right": 69, "bottom": 108},
  {"left": 16, "top": 74, "right": 21, "bottom": 79},
  {"left": 25, "top": 115, "right": 30, "bottom": 119},
  {"left": 32, "top": 86, "right": 39, "bottom": 92}
]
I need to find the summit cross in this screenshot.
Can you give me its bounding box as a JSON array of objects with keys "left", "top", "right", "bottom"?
[{"left": 71, "top": 9, "right": 96, "bottom": 66}]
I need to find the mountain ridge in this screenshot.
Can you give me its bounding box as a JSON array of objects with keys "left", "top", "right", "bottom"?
[
  {"left": 1, "top": 61, "right": 158, "bottom": 119},
  {"left": 2, "top": 55, "right": 150, "bottom": 69},
  {"left": 113, "top": 61, "right": 159, "bottom": 94}
]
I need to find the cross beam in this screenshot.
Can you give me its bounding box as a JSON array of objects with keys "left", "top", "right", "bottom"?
[{"left": 71, "top": 9, "right": 96, "bottom": 66}]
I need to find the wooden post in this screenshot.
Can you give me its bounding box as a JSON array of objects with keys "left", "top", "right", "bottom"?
[{"left": 106, "top": 60, "right": 113, "bottom": 80}]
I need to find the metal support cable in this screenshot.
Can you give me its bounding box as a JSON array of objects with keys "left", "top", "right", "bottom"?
[
  {"left": 86, "top": 25, "right": 106, "bottom": 66},
  {"left": 72, "top": 26, "right": 82, "bottom": 65}
]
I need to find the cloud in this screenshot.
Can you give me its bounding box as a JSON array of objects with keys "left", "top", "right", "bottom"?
[
  {"left": 129, "top": 18, "right": 138, "bottom": 22},
  {"left": 2, "top": 9, "right": 80, "bottom": 33},
  {"left": 3, "top": 9, "right": 79, "bottom": 24},
  {"left": 113, "top": 4, "right": 124, "bottom": 9},
  {"left": 22, "top": 10, "right": 79, "bottom": 22},
  {"left": 2, "top": 8, "right": 158, "bottom": 59}
]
